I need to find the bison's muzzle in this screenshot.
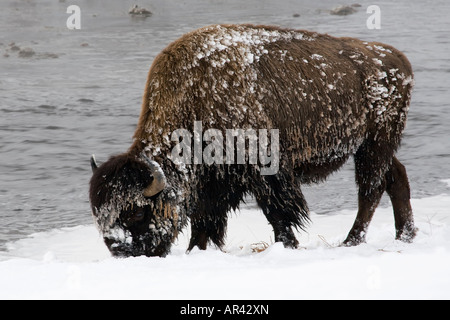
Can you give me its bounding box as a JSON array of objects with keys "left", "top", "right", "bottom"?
[{"left": 89, "top": 153, "right": 182, "bottom": 257}]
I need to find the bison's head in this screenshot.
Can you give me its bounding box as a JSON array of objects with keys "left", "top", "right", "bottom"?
[{"left": 89, "top": 153, "right": 181, "bottom": 257}]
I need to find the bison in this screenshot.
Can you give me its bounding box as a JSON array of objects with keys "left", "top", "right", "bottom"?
[{"left": 89, "top": 24, "right": 416, "bottom": 257}]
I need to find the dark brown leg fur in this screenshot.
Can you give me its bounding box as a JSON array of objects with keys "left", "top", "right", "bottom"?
[
  {"left": 188, "top": 213, "right": 227, "bottom": 251},
  {"left": 344, "top": 139, "right": 391, "bottom": 246},
  {"left": 186, "top": 166, "right": 247, "bottom": 252},
  {"left": 343, "top": 182, "right": 385, "bottom": 246},
  {"left": 385, "top": 157, "right": 417, "bottom": 242},
  {"left": 253, "top": 171, "right": 309, "bottom": 249},
  {"left": 344, "top": 147, "right": 416, "bottom": 246}
]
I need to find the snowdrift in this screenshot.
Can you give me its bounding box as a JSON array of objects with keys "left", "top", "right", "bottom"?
[{"left": 1, "top": 194, "right": 450, "bottom": 300}]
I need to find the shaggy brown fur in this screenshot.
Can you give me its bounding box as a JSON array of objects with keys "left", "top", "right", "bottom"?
[{"left": 90, "top": 24, "right": 416, "bottom": 257}]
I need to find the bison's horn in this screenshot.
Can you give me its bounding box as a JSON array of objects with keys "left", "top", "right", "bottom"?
[
  {"left": 142, "top": 155, "right": 166, "bottom": 197},
  {"left": 90, "top": 154, "right": 99, "bottom": 173}
]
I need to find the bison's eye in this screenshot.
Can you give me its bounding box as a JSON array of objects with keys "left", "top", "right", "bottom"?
[{"left": 122, "top": 206, "right": 146, "bottom": 225}]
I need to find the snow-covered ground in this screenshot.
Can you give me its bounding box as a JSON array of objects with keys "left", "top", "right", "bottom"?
[
  {"left": 1, "top": 0, "right": 449, "bottom": 301},
  {"left": 1, "top": 192, "right": 449, "bottom": 300}
]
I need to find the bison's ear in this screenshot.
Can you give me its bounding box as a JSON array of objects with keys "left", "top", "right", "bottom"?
[
  {"left": 90, "top": 154, "right": 99, "bottom": 174},
  {"left": 141, "top": 154, "right": 166, "bottom": 197}
]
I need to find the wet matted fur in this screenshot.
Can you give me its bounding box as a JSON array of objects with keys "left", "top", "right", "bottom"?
[{"left": 90, "top": 24, "right": 416, "bottom": 257}]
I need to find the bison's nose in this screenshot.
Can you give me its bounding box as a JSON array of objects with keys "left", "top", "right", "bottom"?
[{"left": 103, "top": 237, "right": 134, "bottom": 257}]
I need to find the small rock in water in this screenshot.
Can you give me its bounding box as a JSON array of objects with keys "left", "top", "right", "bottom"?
[
  {"left": 128, "top": 5, "right": 152, "bottom": 17},
  {"left": 39, "top": 52, "right": 59, "bottom": 59},
  {"left": 18, "top": 47, "right": 35, "bottom": 58},
  {"left": 9, "top": 43, "right": 20, "bottom": 51},
  {"left": 330, "top": 5, "right": 358, "bottom": 16}
]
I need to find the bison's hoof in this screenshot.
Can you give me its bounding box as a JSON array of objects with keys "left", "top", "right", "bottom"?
[
  {"left": 396, "top": 225, "right": 418, "bottom": 243},
  {"left": 281, "top": 238, "right": 299, "bottom": 249},
  {"left": 342, "top": 235, "right": 365, "bottom": 247}
]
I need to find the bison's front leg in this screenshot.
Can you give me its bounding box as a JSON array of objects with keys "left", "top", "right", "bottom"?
[
  {"left": 256, "top": 203, "right": 300, "bottom": 249},
  {"left": 385, "top": 157, "right": 417, "bottom": 242},
  {"left": 253, "top": 172, "right": 309, "bottom": 249},
  {"left": 187, "top": 209, "right": 228, "bottom": 251},
  {"left": 186, "top": 168, "right": 247, "bottom": 252}
]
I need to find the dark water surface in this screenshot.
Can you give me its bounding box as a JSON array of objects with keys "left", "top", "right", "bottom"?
[{"left": 1, "top": 0, "right": 449, "bottom": 250}]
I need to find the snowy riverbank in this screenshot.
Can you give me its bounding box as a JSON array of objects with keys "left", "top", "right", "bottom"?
[{"left": 1, "top": 193, "right": 449, "bottom": 300}]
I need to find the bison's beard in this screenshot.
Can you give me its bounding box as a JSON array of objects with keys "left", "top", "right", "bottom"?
[
  {"left": 102, "top": 222, "right": 175, "bottom": 257},
  {"left": 93, "top": 188, "right": 184, "bottom": 258}
]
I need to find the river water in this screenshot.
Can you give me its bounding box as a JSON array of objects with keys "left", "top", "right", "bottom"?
[{"left": 1, "top": 0, "right": 449, "bottom": 252}]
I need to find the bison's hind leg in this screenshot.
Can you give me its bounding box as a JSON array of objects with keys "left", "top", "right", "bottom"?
[
  {"left": 344, "top": 138, "right": 416, "bottom": 246},
  {"left": 385, "top": 157, "right": 417, "bottom": 242},
  {"left": 344, "top": 139, "right": 391, "bottom": 246},
  {"left": 253, "top": 171, "right": 310, "bottom": 249}
]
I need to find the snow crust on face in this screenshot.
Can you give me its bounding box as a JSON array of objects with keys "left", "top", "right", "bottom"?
[
  {"left": 104, "top": 208, "right": 178, "bottom": 257},
  {"left": 93, "top": 183, "right": 151, "bottom": 234},
  {"left": 104, "top": 225, "right": 133, "bottom": 246},
  {"left": 93, "top": 184, "right": 183, "bottom": 257}
]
